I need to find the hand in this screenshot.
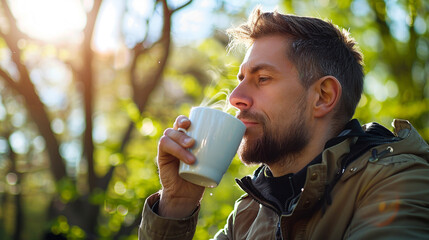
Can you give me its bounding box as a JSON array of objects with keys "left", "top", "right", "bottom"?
[{"left": 157, "top": 115, "right": 205, "bottom": 218}]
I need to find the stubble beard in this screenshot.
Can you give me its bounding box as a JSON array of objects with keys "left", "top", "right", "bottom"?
[{"left": 238, "top": 103, "right": 310, "bottom": 166}]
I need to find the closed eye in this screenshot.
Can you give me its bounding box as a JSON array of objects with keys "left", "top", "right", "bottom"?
[{"left": 258, "top": 76, "right": 271, "bottom": 83}]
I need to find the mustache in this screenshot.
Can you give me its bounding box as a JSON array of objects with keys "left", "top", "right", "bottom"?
[{"left": 236, "top": 110, "right": 267, "bottom": 124}]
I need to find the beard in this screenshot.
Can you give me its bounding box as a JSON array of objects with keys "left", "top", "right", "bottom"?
[{"left": 237, "top": 100, "right": 310, "bottom": 166}]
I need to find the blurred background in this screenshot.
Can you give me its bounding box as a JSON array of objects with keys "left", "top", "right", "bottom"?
[{"left": 0, "top": 0, "right": 427, "bottom": 239}]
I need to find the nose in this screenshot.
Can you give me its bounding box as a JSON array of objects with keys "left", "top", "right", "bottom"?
[{"left": 229, "top": 81, "right": 253, "bottom": 111}]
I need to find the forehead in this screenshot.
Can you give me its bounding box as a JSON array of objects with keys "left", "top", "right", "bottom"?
[{"left": 240, "top": 35, "right": 292, "bottom": 71}]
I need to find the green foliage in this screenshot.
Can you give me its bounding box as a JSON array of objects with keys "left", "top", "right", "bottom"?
[
  {"left": 0, "top": 0, "right": 427, "bottom": 239},
  {"left": 50, "top": 215, "right": 86, "bottom": 240},
  {"left": 56, "top": 178, "right": 79, "bottom": 203}
]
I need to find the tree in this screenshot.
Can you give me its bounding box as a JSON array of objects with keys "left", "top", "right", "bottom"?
[
  {"left": 0, "top": 0, "right": 427, "bottom": 239},
  {"left": 0, "top": 0, "right": 194, "bottom": 239}
]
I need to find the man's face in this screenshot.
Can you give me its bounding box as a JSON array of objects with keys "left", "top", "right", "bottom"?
[{"left": 229, "top": 35, "right": 311, "bottom": 165}]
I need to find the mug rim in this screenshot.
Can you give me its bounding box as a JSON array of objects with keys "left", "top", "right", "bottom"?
[{"left": 190, "top": 106, "right": 245, "bottom": 128}]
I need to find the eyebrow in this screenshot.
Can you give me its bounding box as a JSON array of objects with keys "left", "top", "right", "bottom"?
[
  {"left": 249, "top": 63, "right": 279, "bottom": 74},
  {"left": 237, "top": 63, "right": 279, "bottom": 80}
]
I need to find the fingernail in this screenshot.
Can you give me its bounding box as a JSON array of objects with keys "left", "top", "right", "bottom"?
[
  {"left": 183, "top": 137, "right": 192, "bottom": 145},
  {"left": 187, "top": 155, "right": 196, "bottom": 164},
  {"left": 179, "top": 118, "right": 188, "bottom": 125}
]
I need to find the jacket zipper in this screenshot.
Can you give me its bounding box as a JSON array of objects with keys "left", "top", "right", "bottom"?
[
  {"left": 277, "top": 175, "right": 298, "bottom": 240},
  {"left": 237, "top": 177, "right": 285, "bottom": 239}
]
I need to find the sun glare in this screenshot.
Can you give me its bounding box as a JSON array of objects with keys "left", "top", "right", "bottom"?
[{"left": 10, "top": 0, "right": 86, "bottom": 43}]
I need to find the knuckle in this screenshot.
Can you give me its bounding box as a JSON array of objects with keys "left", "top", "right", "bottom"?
[
  {"left": 163, "top": 128, "right": 173, "bottom": 136},
  {"left": 158, "top": 135, "right": 168, "bottom": 147}
]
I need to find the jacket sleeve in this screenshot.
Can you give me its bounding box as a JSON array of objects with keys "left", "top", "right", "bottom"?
[
  {"left": 139, "top": 193, "right": 199, "bottom": 240},
  {"left": 345, "top": 155, "right": 429, "bottom": 239}
]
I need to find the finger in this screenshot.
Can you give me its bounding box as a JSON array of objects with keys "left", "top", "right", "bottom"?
[
  {"left": 158, "top": 134, "right": 196, "bottom": 164},
  {"left": 164, "top": 128, "right": 195, "bottom": 148},
  {"left": 173, "top": 115, "right": 191, "bottom": 130}
]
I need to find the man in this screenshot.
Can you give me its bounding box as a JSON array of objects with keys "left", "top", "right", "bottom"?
[{"left": 139, "top": 8, "right": 429, "bottom": 239}]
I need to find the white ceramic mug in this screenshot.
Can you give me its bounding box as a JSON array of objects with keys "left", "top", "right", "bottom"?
[{"left": 178, "top": 107, "right": 246, "bottom": 188}]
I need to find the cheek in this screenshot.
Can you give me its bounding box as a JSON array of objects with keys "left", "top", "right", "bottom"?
[
  {"left": 255, "top": 86, "right": 307, "bottom": 129},
  {"left": 272, "top": 113, "right": 289, "bottom": 137},
  {"left": 265, "top": 96, "right": 307, "bottom": 132},
  {"left": 262, "top": 109, "right": 287, "bottom": 140}
]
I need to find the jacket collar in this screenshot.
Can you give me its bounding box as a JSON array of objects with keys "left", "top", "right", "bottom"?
[
  {"left": 235, "top": 119, "right": 366, "bottom": 214},
  {"left": 235, "top": 119, "right": 428, "bottom": 215}
]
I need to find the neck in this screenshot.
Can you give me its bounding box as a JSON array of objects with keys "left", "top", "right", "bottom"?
[
  {"left": 267, "top": 143, "right": 323, "bottom": 177},
  {"left": 268, "top": 120, "right": 340, "bottom": 177}
]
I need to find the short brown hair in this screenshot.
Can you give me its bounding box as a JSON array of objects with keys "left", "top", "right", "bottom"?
[{"left": 227, "top": 7, "right": 364, "bottom": 122}]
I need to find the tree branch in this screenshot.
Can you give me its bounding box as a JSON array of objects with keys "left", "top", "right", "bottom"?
[
  {"left": 77, "top": 0, "right": 104, "bottom": 236},
  {"left": 83, "top": 0, "right": 103, "bottom": 43},
  {"left": 0, "top": 1, "right": 67, "bottom": 182},
  {"left": 0, "top": 67, "right": 20, "bottom": 91},
  {"left": 171, "top": 0, "right": 193, "bottom": 13},
  {"left": 101, "top": 0, "right": 178, "bottom": 191},
  {"left": 133, "top": 0, "right": 172, "bottom": 112},
  {"left": 80, "top": 0, "right": 103, "bottom": 193},
  {"left": 0, "top": 0, "right": 28, "bottom": 40}
]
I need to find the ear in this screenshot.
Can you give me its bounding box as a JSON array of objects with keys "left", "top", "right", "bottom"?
[{"left": 312, "top": 76, "right": 342, "bottom": 118}]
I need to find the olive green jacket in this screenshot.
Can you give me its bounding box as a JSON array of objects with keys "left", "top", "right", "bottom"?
[{"left": 139, "top": 120, "right": 429, "bottom": 239}]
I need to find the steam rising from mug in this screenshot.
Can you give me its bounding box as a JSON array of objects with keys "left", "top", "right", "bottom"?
[{"left": 199, "top": 89, "right": 235, "bottom": 113}]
